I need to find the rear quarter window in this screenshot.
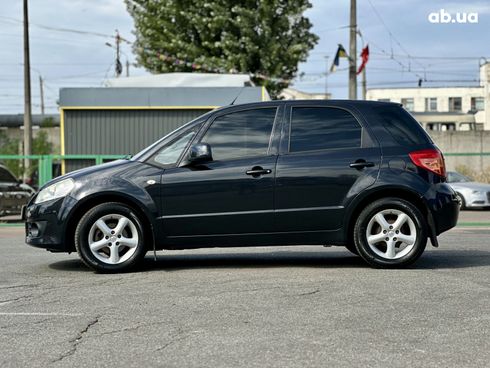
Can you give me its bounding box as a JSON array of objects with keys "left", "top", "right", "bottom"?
[{"left": 374, "top": 105, "right": 431, "bottom": 145}]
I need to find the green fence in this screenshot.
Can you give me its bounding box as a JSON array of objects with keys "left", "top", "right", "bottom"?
[{"left": 0, "top": 154, "right": 126, "bottom": 187}]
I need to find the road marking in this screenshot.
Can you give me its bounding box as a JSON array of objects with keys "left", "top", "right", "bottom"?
[
  {"left": 0, "top": 312, "right": 82, "bottom": 317},
  {"left": 457, "top": 222, "right": 490, "bottom": 227}
]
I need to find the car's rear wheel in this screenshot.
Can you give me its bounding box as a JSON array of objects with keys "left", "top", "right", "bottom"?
[
  {"left": 75, "top": 202, "right": 147, "bottom": 273},
  {"left": 353, "top": 198, "right": 427, "bottom": 268}
]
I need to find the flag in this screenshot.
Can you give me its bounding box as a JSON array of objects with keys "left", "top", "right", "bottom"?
[
  {"left": 356, "top": 45, "right": 369, "bottom": 75},
  {"left": 330, "top": 44, "right": 349, "bottom": 73}
]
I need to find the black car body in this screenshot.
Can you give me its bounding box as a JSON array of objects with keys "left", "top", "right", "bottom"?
[
  {"left": 0, "top": 165, "right": 34, "bottom": 217},
  {"left": 25, "top": 100, "right": 460, "bottom": 271}
]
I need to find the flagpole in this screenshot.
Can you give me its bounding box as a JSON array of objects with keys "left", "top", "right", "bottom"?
[{"left": 362, "top": 67, "right": 367, "bottom": 100}]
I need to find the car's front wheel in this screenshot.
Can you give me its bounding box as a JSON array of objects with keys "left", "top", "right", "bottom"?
[
  {"left": 353, "top": 198, "right": 427, "bottom": 268},
  {"left": 75, "top": 202, "right": 147, "bottom": 272}
]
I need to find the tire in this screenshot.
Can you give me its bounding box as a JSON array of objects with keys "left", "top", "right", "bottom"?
[
  {"left": 353, "top": 198, "right": 427, "bottom": 268},
  {"left": 75, "top": 202, "right": 147, "bottom": 273},
  {"left": 344, "top": 244, "right": 359, "bottom": 256},
  {"left": 455, "top": 192, "right": 466, "bottom": 210}
]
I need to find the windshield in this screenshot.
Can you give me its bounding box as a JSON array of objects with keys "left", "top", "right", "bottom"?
[{"left": 447, "top": 171, "right": 472, "bottom": 183}]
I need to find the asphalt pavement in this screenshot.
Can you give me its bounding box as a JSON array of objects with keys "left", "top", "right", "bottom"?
[{"left": 0, "top": 226, "right": 489, "bottom": 367}]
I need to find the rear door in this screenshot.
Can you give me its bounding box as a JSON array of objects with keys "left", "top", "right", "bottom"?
[{"left": 274, "top": 104, "right": 380, "bottom": 232}]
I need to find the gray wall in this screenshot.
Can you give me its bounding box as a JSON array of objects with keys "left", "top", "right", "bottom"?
[
  {"left": 429, "top": 131, "right": 490, "bottom": 173},
  {"left": 64, "top": 109, "right": 207, "bottom": 171},
  {"left": 65, "top": 109, "right": 207, "bottom": 155}
]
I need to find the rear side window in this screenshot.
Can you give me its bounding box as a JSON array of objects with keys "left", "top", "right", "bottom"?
[
  {"left": 376, "top": 106, "right": 431, "bottom": 145},
  {"left": 289, "top": 107, "right": 362, "bottom": 152},
  {"left": 0, "top": 167, "right": 16, "bottom": 182},
  {"left": 202, "top": 108, "right": 276, "bottom": 161}
]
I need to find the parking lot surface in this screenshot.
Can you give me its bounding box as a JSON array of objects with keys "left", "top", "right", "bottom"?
[{"left": 0, "top": 226, "right": 489, "bottom": 367}]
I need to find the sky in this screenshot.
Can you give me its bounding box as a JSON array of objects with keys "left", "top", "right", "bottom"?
[{"left": 1, "top": 0, "right": 489, "bottom": 114}]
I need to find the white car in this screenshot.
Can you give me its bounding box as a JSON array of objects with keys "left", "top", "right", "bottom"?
[{"left": 447, "top": 171, "right": 490, "bottom": 209}]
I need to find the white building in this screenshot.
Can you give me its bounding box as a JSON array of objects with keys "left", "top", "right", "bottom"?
[
  {"left": 367, "top": 63, "right": 490, "bottom": 131},
  {"left": 279, "top": 87, "right": 330, "bottom": 100}
]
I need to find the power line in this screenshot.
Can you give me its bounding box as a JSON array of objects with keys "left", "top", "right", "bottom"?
[{"left": 0, "top": 16, "right": 118, "bottom": 40}]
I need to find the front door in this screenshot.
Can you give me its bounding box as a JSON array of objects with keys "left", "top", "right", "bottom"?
[{"left": 160, "top": 106, "right": 281, "bottom": 239}]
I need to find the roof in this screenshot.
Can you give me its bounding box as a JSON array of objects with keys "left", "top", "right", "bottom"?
[
  {"left": 59, "top": 87, "right": 268, "bottom": 108},
  {"left": 104, "top": 73, "right": 253, "bottom": 88}
]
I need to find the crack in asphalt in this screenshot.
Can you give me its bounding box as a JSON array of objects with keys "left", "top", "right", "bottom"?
[
  {"left": 295, "top": 288, "right": 320, "bottom": 296},
  {"left": 155, "top": 329, "right": 188, "bottom": 352},
  {"left": 0, "top": 295, "right": 32, "bottom": 306},
  {"left": 51, "top": 315, "right": 101, "bottom": 363},
  {"left": 0, "top": 284, "right": 40, "bottom": 290}
]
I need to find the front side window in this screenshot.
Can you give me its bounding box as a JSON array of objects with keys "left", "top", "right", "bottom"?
[
  {"left": 201, "top": 108, "right": 277, "bottom": 161},
  {"left": 152, "top": 128, "right": 199, "bottom": 166},
  {"left": 289, "top": 107, "right": 362, "bottom": 152}
]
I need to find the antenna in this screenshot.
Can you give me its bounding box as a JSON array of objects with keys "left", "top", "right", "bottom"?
[{"left": 229, "top": 87, "right": 246, "bottom": 105}]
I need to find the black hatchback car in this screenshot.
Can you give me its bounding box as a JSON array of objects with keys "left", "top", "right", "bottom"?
[{"left": 25, "top": 100, "right": 459, "bottom": 272}]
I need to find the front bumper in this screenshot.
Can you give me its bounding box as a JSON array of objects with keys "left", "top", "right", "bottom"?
[
  {"left": 464, "top": 191, "right": 490, "bottom": 208},
  {"left": 24, "top": 196, "right": 76, "bottom": 252}
]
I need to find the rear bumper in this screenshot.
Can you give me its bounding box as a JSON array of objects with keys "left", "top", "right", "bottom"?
[{"left": 425, "top": 183, "right": 460, "bottom": 235}]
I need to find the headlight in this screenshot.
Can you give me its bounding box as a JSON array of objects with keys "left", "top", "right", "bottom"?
[
  {"left": 34, "top": 178, "right": 75, "bottom": 204},
  {"left": 471, "top": 190, "right": 483, "bottom": 195}
]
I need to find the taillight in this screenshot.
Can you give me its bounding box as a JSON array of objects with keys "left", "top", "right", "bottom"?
[{"left": 409, "top": 149, "right": 446, "bottom": 178}]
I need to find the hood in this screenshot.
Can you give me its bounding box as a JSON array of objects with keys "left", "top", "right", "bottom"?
[{"left": 38, "top": 159, "right": 135, "bottom": 190}]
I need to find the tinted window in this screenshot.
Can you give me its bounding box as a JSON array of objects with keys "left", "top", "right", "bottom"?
[
  {"left": 375, "top": 105, "right": 431, "bottom": 145},
  {"left": 289, "top": 107, "right": 361, "bottom": 152},
  {"left": 0, "top": 167, "right": 17, "bottom": 182},
  {"left": 202, "top": 108, "right": 276, "bottom": 161}
]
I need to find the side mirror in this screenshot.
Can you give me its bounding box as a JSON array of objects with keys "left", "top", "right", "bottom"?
[{"left": 186, "top": 143, "right": 212, "bottom": 165}]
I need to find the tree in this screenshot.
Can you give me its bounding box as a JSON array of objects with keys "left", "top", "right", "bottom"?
[{"left": 126, "top": 0, "right": 318, "bottom": 97}]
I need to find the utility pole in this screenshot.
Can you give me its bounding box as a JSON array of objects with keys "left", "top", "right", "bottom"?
[
  {"left": 324, "top": 56, "right": 329, "bottom": 99},
  {"left": 39, "top": 75, "right": 45, "bottom": 115},
  {"left": 23, "top": 0, "right": 32, "bottom": 178},
  {"left": 115, "top": 30, "right": 122, "bottom": 77},
  {"left": 126, "top": 60, "right": 130, "bottom": 77},
  {"left": 348, "top": 0, "right": 357, "bottom": 100}
]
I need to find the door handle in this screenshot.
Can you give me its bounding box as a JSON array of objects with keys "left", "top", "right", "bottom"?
[
  {"left": 246, "top": 167, "right": 272, "bottom": 177},
  {"left": 349, "top": 160, "right": 375, "bottom": 170}
]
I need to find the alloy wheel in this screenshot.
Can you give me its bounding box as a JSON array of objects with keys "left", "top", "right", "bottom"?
[
  {"left": 365, "top": 209, "right": 417, "bottom": 260},
  {"left": 87, "top": 214, "right": 139, "bottom": 265}
]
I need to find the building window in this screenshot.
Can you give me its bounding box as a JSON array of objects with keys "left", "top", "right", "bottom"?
[
  {"left": 471, "top": 97, "right": 484, "bottom": 111},
  {"left": 425, "top": 98, "right": 437, "bottom": 112},
  {"left": 401, "top": 98, "right": 414, "bottom": 111},
  {"left": 378, "top": 98, "right": 390, "bottom": 102},
  {"left": 448, "top": 97, "right": 462, "bottom": 112}
]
